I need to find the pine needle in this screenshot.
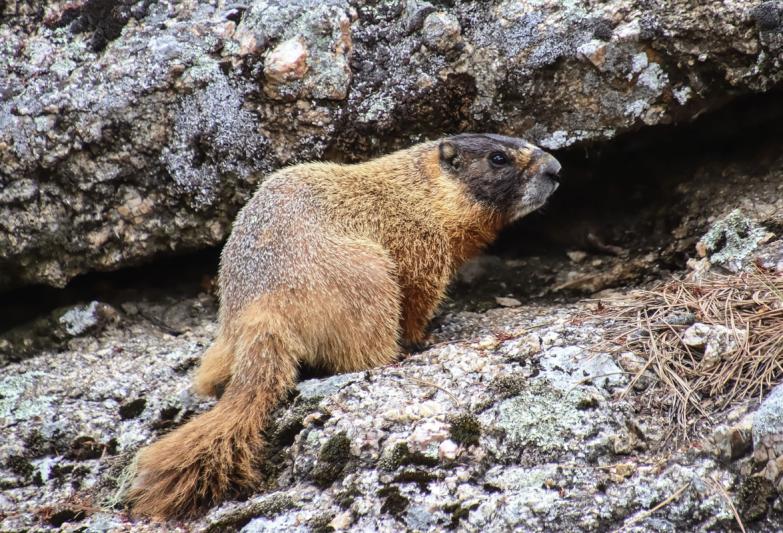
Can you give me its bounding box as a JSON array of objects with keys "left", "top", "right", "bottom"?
[{"left": 600, "top": 267, "right": 783, "bottom": 432}]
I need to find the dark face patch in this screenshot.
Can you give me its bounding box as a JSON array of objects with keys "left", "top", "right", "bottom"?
[{"left": 439, "top": 133, "right": 558, "bottom": 216}]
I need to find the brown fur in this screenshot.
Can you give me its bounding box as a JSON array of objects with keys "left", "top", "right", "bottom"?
[{"left": 128, "top": 135, "right": 560, "bottom": 519}]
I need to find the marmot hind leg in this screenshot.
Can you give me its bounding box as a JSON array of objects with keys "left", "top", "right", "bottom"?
[
  {"left": 195, "top": 234, "right": 401, "bottom": 396},
  {"left": 302, "top": 235, "right": 402, "bottom": 374},
  {"left": 193, "top": 335, "right": 234, "bottom": 397}
]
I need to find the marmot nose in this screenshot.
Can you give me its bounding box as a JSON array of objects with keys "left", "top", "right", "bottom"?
[{"left": 539, "top": 153, "right": 562, "bottom": 182}]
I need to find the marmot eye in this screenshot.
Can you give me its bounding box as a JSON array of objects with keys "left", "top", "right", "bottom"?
[{"left": 489, "top": 152, "right": 509, "bottom": 166}]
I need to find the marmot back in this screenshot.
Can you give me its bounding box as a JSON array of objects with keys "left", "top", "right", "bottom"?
[{"left": 128, "top": 134, "right": 561, "bottom": 519}]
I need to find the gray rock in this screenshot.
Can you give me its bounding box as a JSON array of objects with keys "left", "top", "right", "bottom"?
[
  {"left": 696, "top": 209, "right": 773, "bottom": 272},
  {"left": 2, "top": 293, "right": 775, "bottom": 531},
  {"left": 0, "top": 301, "right": 119, "bottom": 365},
  {"left": 2, "top": 0, "right": 783, "bottom": 289},
  {"left": 297, "top": 372, "right": 360, "bottom": 400},
  {"left": 755, "top": 239, "right": 783, "bottom": 273},
  {"left": 754, "top": 383, "right": 783, "bottom": 449},
  {"left": 421, "top": 11, "right": 461, "bottom": 52}
]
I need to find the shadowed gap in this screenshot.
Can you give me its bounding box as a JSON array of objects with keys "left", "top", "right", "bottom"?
[{"left": 2, "top": 90, "right": 782, "bottom": 332}]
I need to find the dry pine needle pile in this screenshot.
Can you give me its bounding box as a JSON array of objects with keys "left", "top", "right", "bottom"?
[{"left": 604, "top": 267, "right": 783, "bottom": 431}]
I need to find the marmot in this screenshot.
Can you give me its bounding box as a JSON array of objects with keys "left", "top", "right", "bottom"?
[{"left": 128, "top": 134, "right": 561, "bottom": 519}]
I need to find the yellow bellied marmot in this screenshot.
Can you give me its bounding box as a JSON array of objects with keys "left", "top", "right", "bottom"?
[{"left": 128, "top": 133, "right": 561, "bottom": 519}]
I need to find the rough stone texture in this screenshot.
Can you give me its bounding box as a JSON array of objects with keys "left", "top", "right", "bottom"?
[
  {"left": 2, "top": 0, "right": 783, "bottom": 289},
  {"left": 2, "top": 285, "right": 783, "bottom": 532},
  {"left": 695, "top": 209, "right": 774, "bottom": 272},
  {"left": 0, "top": 300, "right": 119, "bottom": 365}
]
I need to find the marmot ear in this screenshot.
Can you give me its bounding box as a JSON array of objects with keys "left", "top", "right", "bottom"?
[{"left": 439, "top": 141, "right": 460, "bottom": 169}]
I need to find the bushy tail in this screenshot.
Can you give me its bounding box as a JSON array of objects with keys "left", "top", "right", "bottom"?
[{"left": 128, "top": 327, "right": 298, "bottom": 519}]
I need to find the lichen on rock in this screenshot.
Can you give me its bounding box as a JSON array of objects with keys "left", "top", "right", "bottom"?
[
  {"left": 696, "top": 209, "right": 773, "bottom": 272},
  {"left": 2, "top": 0, "right": 783, "bottom": 288}
]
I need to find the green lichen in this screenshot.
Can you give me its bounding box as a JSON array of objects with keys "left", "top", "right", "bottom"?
[
  {"left": 489, "top": 375, "right": 527, "bottom": 398},
  {"left": 310, "top": 514, "right": 335, "bottom": 533},
  {"left": 269, "top": 396, "right": 325, "bottom": 448},
  {"left": 68, "top": 465, "right": 92, "bottom": 490},
  {"left": 393, "top": 469, "right": 437, "bottom": 492},
  {"left": 444, "top": 502, "right": 479, "bottom": 530},
  {"left": 312, "top": 432, "right": 351, "bottom": 487},
  {"left": 204, "top": 494, "right": 296, "bottom": 533},
  {"left": 378, "top": 486, "right": 409, "bottom": 517},
  {"left": 23, "top": 429, "right": 50, "bottom": 457},
  {"left": 151, "top": 404, "right": 181, "bottom": 431},
  {"left": 7, "top": 455, "right": 34, "bottom": 479},
  {"left": 49, "top": 463, "right": 74, "bottom": 482},
  {"left": 380, "top": 441, "right": 439, "bottom": 471},
  {"left": 0, "top": 373, "right": 54, "bottom": 420},
  {"left": 449, "top": 414, "right": 481, "bottom": 446},
  {"left": 494, "top": 381, "right": 590, "bottom": 454},
  {"left": 698, "top": 209, "right": 769, "bottom": 271},
  {"left": 736, "top": 476, "right": 776, "bottom": 522},
  {"left": 260, "top": 396, "right": 329, "bottom": 481},
  {"left": 67, "top": 436, "right": 118, "bottom": 460},
  {"left": 475, "top": 375, "right": 528, "bottom": 412},
  {"left": 576, "top": 395, "right": 600, "bottom": 410},
  {"left": 118, "top": 398, "right": 146, "bottom": 420},
  {"left": 47, "top": 508, "right": 87, "bottom": 528},
  {"left": 335, "top": 485, "right": 361, "bottom": 509}
]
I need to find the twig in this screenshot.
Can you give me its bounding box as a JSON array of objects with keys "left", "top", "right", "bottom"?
[
  {"left": 563, "top": 371, "right": 631, "bottom": 399},
  {"left": 136, "top": 309, "right": 184, "bottom": 336},
  {"left": 557, "top": 461, "right": 643, "bottom": 471},
  {"left": 393, "top": 372, "right": 461, "bottom": 407},
  {"left": 620, "top": 482, "right": 690, "bottom": 529},
  {"left": 706, "top": 475, "right": 745, "bottom": 533},
  {"left": 601, "top": 270, "right": 783, "bottom": 434}
]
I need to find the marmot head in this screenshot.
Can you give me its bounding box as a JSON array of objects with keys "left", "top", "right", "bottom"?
[{"left": 438, "top": 133, "right": 561, "bottom": 222}]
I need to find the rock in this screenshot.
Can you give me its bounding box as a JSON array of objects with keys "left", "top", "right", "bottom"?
[
  {"left": 754, "top": 383, "right": 783, "bottom": 449},
  {"left": 748, "top": 383, "right": 783, "bottom": 499},
  {"left": 615, "top": 351, "right": 655, "bottom": 390},
  {"left": 264, "top": 36, "right": 309, "bottom": 83},
  {"left": 408, "top": 419, "right": 450, "bottom": 455},
  {"left": 330, "top": 510, "right": 353, "bottom": 529},
  {"left": 3, "top": 1, "right": 783, "bottom": 289},
  {"left": 577, "top": 40, "right": 608, "bottom": 70},
  {"left": 1, "top": 293, "right": 779, "bottom": 531},
  {"left": 58, "top": 301, "right": 118, "bottom": 337},
  {"left": 695, "top": 209, "right": 773, "bottom": 272},
  {"left": 712, "top": 418, "right": 753, "bottom": 461},
  {"left": 421, "top": 11, "right": 461, "bottom": 52},
  {"left": 297, "top": 372, "right": 360, "bottom": 400},
  {"left": 495, "top": 296, "right": 522, "bottom": 308},
  {"left": 0, "top": 301, "right": 119, "bottom": 365},
  {"left": 681, "top": 322, "right": 747, "bottom": 368},
  {"left": 736, "top": 476, "right": 776, "bottom": 523},
  {"left": 754, "top": 239, "right": 783, "bottom": 273},
  {"left": 438, "top": 439, "right": 459, "bottom": 461},
  {"left": 752, "top": 2, "right": 783, "bottom": 32}
]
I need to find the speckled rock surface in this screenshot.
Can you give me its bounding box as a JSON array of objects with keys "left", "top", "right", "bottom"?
[
  {"left": 2, "top": 288, "right": 783, "bottom": 532},
  {"left": 2, "top": 0, "right": 783, "bottom": 289}
]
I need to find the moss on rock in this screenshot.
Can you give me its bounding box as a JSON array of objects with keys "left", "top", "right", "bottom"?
[
  {"left": 7, "top": 455, "right": 34, "bottom": 479},
  {"left": 312, "top": 432, "right": 352, "bottom": 487},
  {"left": 449, "top": 414, "right": 481, "bottom": 446},
  {"left": 393, "top": 469, "right": 437, "bottom": 492},
  {"left": 378, "top": 485, "right": 409, "bottom": 517},
  {"left": 736, "top": 476, "right": 776, "bottom": 522},
  {"left": 204, "top": 494, "right": 296, "bottom": 533},
  {"left": 380, "top": 441, "right": 439, "bottom": 471}
]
